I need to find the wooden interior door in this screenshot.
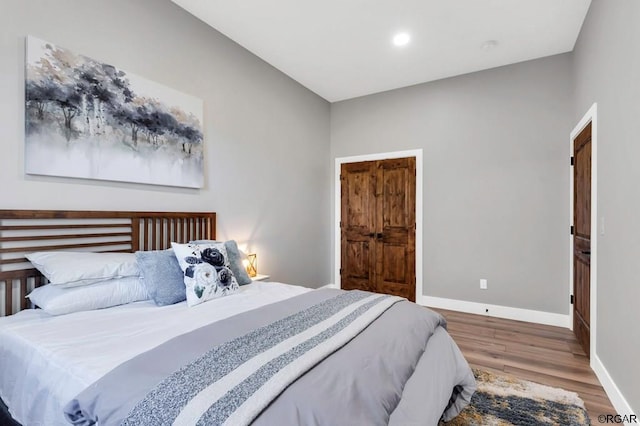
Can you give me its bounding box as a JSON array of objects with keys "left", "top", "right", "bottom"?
[
  {"left": 340, "top": 157, "right": 416, "bottom": 301},
  {"left": 341, "top": 161, "right": 377, "bottom": 293},
  {"left": 375, "top": 158, "right": 416, "bottom": 301},
  {"left": 573, "top": 122, "right": 592, "bottom": 358}
]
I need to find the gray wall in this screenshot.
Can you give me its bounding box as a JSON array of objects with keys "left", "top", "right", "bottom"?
[
  {"left": 573, "top": 0, "right": 640, "bottom": 413},
  {"left": 331, "top": 54, "right": 573, "bottom": 314},
  {"left": 0, "top": 0, "right": 331, "bottom": 287}
]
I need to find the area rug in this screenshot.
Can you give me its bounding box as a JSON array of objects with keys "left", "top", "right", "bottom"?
[{"left": 443, "top": 368, "right": 590, "bottom": 425}]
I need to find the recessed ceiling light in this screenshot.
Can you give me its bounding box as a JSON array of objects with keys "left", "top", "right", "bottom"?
[
  {"left": 393, "top": 32, "right": 411, "bottom": 47},
  {"left": 481, "top": 40, "right": 499, "bottom": 50}
]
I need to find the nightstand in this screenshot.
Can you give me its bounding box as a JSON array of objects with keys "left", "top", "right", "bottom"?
[{"left": 252, "top": 274, "right": 270, "bottom": 282}]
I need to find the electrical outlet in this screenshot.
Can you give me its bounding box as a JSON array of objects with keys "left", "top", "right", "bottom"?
[{"left": 480, "top": 279, "right": 488, "bottom": 290}]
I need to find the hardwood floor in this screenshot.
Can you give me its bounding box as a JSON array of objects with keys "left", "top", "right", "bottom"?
[{"left": 433, "top": 308, "right": 616, "bottom": 422}]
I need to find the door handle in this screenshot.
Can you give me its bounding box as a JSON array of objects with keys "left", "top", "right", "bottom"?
[
  {"left": 376, "top": 233, "right": 383, "bottom": 239},
  {"left": 581, "top": 250, "right": 591, "bottom": 255},
  {"left": 367, "top": 232, "right": 375, "bottom": 238}
]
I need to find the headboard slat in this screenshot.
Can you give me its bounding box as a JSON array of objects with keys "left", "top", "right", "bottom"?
[
  {"left": 20, "top": 278, "right": 28, "bottom": 311},
  {"left": 0, "top": 210, "right": 216, "bottom": 316},
  {"left": 1, "top": 258, "right": 29, "bottom": 265},
  {"left": 160, "top": 219, "right": 165, "bottom": 249},
  {"left": 0, "top": 224, "right": 125, "bottom": 231},
  {"left": 152, "top": 218, "right": 158, "bottom": 250},
  {"left": 0, "top": 232, "right": 131, "bottom": 242},
  {"left": 141, "top": 218, "right": 148, "bottom": 251},
  {"left": 3, "top": 279, "right": 11, "bottom": 319},
  {"left": 131, "top": 218, "right": 140, "bottom": 252},
  {"left": 0, "top": 241, "right": 130, "bottom": 254}
]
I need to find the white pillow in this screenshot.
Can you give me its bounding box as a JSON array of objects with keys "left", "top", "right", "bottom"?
[
  {"left": 27, "top": 276, "right": 149, "bottom": 316},
  {"left": 26, "top": 251, "right": 140, "bottom": 287},
  {"left": 171, "top": 242, "right": 239, "bottom": 307}
]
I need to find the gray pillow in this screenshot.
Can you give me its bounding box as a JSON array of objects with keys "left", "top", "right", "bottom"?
[
  {"left": 135, "top": 249, "right": 186, "bottom": 306},
  {"left": 189, "top": 240, "right": 252, "bottom": 286}
]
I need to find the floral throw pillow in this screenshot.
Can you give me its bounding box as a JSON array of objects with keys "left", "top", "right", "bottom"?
[{"left": 171, "top": 242, "right": 240, "bottom": 307}]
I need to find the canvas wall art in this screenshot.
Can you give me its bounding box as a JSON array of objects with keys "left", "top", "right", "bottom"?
[{"left": 25, "top": 36, "right": 204, "bottom": 188}]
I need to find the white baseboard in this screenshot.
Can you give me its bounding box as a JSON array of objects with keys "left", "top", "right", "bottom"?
[
  {"left": 419, "top": 295, "right": 571, "bottom": 328},
  {"left": 319, "top": 283, "right": 338, "bottom": 289},
  {"left": 592, "top": 355, "right": 636, "bottom": 421}
]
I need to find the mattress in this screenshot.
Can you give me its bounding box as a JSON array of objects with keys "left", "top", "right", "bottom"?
[{"left": 0, "top": 281, "right": 310, "bottom": 426}]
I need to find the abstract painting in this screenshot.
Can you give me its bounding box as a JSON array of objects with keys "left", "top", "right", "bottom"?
[{"left": 25, "top": 36, "right": 204, "bottom": 188}]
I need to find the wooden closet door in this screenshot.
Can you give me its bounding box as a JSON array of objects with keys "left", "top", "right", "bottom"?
[
  {"left": 340, "top": 157, "right": 416, "bottom": 301},
  {"left": 375, "top": 158, "right": 416, "bottom": 301},
  {"left": 341, "top": 161, "right": 377, "bottom": 293}
]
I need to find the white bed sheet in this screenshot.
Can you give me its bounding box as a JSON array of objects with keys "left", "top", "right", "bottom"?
[{"left": 0, "top": 281, "right": 310, "bottom": 426}]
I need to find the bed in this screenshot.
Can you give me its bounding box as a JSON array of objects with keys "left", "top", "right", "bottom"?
[{"left": 0, "top": 210, "right": 475, "bottom": 426}]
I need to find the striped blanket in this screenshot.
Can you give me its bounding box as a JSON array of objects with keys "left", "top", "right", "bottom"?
[{"left": 65, "top": 291, "right": 403, "bottom": 426}]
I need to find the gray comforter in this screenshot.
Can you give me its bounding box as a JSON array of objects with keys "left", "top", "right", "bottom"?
[{"left": 64, "top": 289, "right": 475, "bottom": 426}]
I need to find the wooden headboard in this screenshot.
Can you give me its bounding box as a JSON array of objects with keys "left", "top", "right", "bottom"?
[{"left": 0, "top": 210, "right": 216, "bottom": 317}]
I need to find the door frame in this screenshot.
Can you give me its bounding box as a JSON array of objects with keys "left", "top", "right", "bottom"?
[
  {"left": 569, "top": 103, "right": 597, "bottom": 362},
  {"left": 335, "top": 149, "right": 423, "bottom": 300}
]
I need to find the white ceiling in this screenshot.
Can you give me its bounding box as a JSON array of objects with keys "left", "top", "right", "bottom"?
[{"left": 172, "top": 0, "right": 592, "bottom": 102}]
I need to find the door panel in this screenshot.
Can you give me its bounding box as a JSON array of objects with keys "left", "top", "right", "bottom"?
[
  {"left": 346, "top": 170, "right": 373, "bottom": 228},
  {"left": 573, "top": 122, "right": 591, "bottom": 358},
  {"left": 575, "top": 140, "right": 591, "bottom": 238},
  {"left": 574, "top": 252, "right": 590, "bottom": 324},
  {"left": 382, "top": 167, "right": 408, "bottom": 227},
  {"left": 380, "top": 244, "right": 407, "bottom": 283},
  {"left": 343, "top": 239, "right": 375, "bottom": 292}
]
